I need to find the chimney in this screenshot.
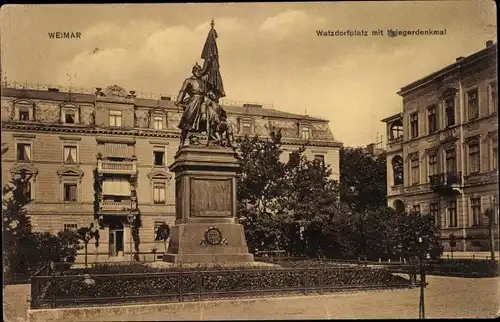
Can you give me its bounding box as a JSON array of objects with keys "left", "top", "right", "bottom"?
[
  {"left": 486, "top": 40, "right": 494, "bottom": 47},
  {"left": 160, "top": 96, "right": 171, "bottom": 101},
  {"left": 455, "top": 57, "right": 465, "bottom": 62},
  {"left": 243, "top": 103, "right": 262, "bottom": 108}
]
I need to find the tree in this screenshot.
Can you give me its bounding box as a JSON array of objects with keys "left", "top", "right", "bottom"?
[
  {"left": 236, "top": 130, "right": 288, "bottom": 252},
  {"left": 156, "top": 223, "right": 171, "bottom": 254},
  {"left": 279, "top": 146, "right": 342, "bottom": 257},
  {"left": 340, "top": 147, "right": 387, "bottom": 212},
  {"left": 2, "top": 170, "right": 35, "bottom": 279},
  {"left": 76, "top": 223, "right": 100, "bottom": 268},
  {"left": 3, "top": 171, "right": 83, "bottom": 281},
  {"left": 398, "top": 211, "right": 443, "bottom": 260}
]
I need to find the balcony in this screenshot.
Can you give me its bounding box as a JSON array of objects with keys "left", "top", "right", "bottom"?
[
  {"left": 429, "top": 171, "right": 462, "bottom": 192},
  {"left": 97, "top": 159, "right": 137, "bottom": 175},
  {"left": 98, "top": 198, "right": 138, "bottom": 216}
]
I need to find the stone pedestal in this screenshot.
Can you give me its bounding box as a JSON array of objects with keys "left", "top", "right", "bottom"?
[{"left": 163, "top": 145, "right": 254, "bottom": 264}]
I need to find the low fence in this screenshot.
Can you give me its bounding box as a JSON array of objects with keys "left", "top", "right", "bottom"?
[{"left": 30, "top": 264, "right": 420, "bottom": 309}]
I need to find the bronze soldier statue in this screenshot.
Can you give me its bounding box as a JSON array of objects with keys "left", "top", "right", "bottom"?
[{"left": 175, "top": 63, "right": 208, "bottom": 147}]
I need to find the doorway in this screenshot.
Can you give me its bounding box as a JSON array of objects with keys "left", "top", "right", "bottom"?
[{"left": 108, "top": 219, "right": 124, "bottom": 257}]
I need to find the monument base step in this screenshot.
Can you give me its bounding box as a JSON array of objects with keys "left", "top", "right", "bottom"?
[{"left": 163, "top": 253, "right": 254, "bottom": 264}]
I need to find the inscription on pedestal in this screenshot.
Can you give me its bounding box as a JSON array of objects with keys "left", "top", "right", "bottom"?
[{"left": 190, "top": 178, "right": 233, "bottom": 217}]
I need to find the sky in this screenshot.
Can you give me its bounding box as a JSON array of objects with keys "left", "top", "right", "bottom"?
[{"left": 0, "top": 1, "right": 497, "bottom": 147}]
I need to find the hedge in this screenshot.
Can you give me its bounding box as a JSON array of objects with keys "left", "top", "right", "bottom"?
[{"left": 390, "top": 259, "right": 499, "bottom": 278}]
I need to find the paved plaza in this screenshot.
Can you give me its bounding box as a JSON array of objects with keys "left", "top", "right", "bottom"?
[{"left": 4, "top": 275, "right": 499, "bottom": 321}]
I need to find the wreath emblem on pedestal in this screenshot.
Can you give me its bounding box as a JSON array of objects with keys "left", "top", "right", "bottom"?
[{"left": 200, "top": 226, "right": 228, "bottom": 245}]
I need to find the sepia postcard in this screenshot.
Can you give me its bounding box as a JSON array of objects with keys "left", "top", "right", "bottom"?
[{"left": 1, "top": 1, "right": 498, "bottom": 321}]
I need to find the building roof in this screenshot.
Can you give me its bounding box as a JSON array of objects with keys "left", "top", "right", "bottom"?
[
  {"left": 381, "top": 112, "right": 403, "bottom": 123},
  {"left": 397, "top": 42, "right": 497, "bottom": 96},
  {"left": 1, "top": 87, "right": 327, "bottom": 122}
]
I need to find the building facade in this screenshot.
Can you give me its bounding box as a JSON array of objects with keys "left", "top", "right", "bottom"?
[
  {"left": 1, "top": 82, "right": 342, "bottom": 262},
  {"left": 382, "top": 41, "right": 498, "bottom": 252}
]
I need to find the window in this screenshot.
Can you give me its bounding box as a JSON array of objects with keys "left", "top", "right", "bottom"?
[
  {"left": 467, "top": 89, "right": 479, "bottom": 120},
  {"left": 412, "top": 204, "right": 421, "bottom": 216},
  {"left": 314, "top": 154, "right": 325, "bottom": 165},
  {"left": 468, "top": 142, "right": 480, "bottom": 174},
  {"left": 430, "top": 202, "right": 439, "bottom": 227},
  {"left": 427, "top": 105, "right": 437, "bottom": 134},
  {"left": 410, "top": 113, "right": 419, "bottom": 138},
  {"left": 102, "top": 177, "right": 131, "bottom": 196},
  {"left": 153, "top": 116, "right": 163, "bottom": 130},
  {"left": 241, "top": 122, "right": 252, "bottom": 135},
  {"left": 471, "top": 198, "right": 482, "bottom": 226},
  {"left": 109, "top": 110, "right": 122, "bottom": 127},
  {"left": 154, "top": 221, "right": 167, "bottom": 241},
  {"left": 61, "top": 105, "right": 79, "bottom": 125},
  {"left": 490, "top": 81, "right": 498, "bottom": 113},
  {"left": 411, "top": 158, "right": 420, "bottom": 185},
  {"left": 445, "top": 149, "right": 457, "bottom": 173},
  {"left": 445, "top": 98, "right": 455, "bottom": 127},
  {"left": 153, "top": 149, "right": 165, "bottom": 166},
  {"left": 392, "top": 156, "right": 404, "bottom": 185},
  {"left": 63, "top": 145, "right": 78, "bottom": 164},
  {"left": 492, "top": 139, "right": 498, "bottom": 171},
  {"left": 390, "top": 120, "right": 403, "bottom": 140},
  {"left": 301, "top": 127, "right": 310, "bottom": 140},
  {"left": 153, "top": 183, "right": 166, "bottom": 204},
  {"left": 428, "top": 154, "right": 438, "bottom": 176},
  {"left": 64, "top": 110, "right": 76, "bottom": 124},
  {"left": 64, "top": 183, "right": 77, "bottom": 202},
  {"left": 22, "top": 180, "right": 32, "bottom": 202},
  {"left": 447, "top": 200, "right": 458, "bottom": 227},
  {"left": 16, "top": 143, "right": 32, "bottom": 161},
  {"left": 64, "top": 223, "right": 78, "bottom": 231},
  {"left": 19, "top": 108, "right": 30, "bottom": 121}
]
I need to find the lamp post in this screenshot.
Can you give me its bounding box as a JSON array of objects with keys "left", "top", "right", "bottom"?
[{"left": 418, "top": 236, "right": 425, "bottom": 319}]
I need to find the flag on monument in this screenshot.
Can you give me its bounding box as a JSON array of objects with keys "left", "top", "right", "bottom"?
[{"left": 201, "top": 20, "right": 226, "bottom": 99}]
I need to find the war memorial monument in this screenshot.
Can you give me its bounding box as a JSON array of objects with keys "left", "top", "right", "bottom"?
[{"left": 163, "top": 20, "right": 254, "bottom": 264}]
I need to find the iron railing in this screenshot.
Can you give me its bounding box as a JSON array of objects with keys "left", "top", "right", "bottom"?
[
  {"left": 429, "top": 171, "right": 462, "bottom": 188},
  {"left": 30, "top": 263, "right": 419, "bottom": 309}
]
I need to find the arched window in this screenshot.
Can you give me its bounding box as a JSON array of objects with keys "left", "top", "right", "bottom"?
[
  {"left": 390, "top": 120, "right": 403, "bottom": 140},
  {"left": 392, "top": 155, "right": 404, "bottom": 186},
  {"left": 393, "top": 199, "right": 405, "bottom": 213}
]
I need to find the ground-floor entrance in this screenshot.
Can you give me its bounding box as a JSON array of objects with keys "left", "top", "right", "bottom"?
[{"left": 105, "top": 216, "right": 125, "bottom": 258}]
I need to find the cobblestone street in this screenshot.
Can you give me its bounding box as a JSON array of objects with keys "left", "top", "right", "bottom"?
[{"left": 5, "top": 275, "right": 499, "bottom": 321}]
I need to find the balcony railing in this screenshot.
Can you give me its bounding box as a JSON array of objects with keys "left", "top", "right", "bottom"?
[
  {"left": 429, "top": 171, "right": 462, "bottom": 189},
  {"left": 100, "top": 200, "right": 132, "bottom": 212},
  {"left": 97, "top": 159, "right": 137, "bottom": 174}
]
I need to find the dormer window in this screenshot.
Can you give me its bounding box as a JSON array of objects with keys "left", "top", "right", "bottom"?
[
  {"left": 14, "top": 99, "right": 35, "bottom": 121},
  {"left": 109, "top": 110, "right": 122, "bottom": 127},
  {"left": 19, "top": 108, "right": 30, "bottom": 121},
  {"left": 61, "top": 104, "right": 79, "bottom": 125},
  {"left": 301, "top": 127, "right": 311, "bottom": 140},
  {"left": 241, "top": 122, "right": 252, "bottom": 135},
  {"left": 153, "top": 116, "right": 163, "bottom": 130},
  {"left": 65, "top": 111, "right": 75, "bottom": 124}
]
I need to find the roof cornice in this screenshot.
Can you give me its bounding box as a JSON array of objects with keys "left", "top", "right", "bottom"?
[{"left": 1, "top": 121, "right": 343, "bottom": 148}]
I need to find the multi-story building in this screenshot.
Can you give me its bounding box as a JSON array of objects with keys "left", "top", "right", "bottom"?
[
  {"left": 1, "top": 82, "right": 342, "bottom": 262},
  {"left": 382, "top": 41, "right": 498, "bottom": 252}
]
